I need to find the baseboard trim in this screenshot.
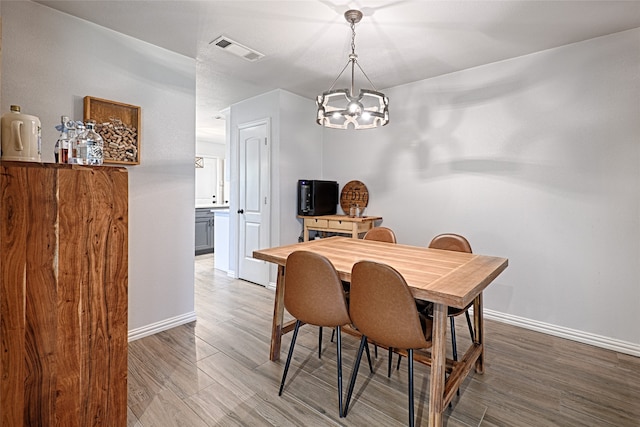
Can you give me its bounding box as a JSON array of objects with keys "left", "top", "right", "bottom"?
[
  {"left": 127, "top": 305, "right": 639, "bottom": 356},
  {"left": 128, "top": 311, "right": 197, "bottom": 342},
  {"left": 484, "top": 309, "right": 640, "bottom": 357},
  {"left": 266, "top": 281, "right": 277, "bottom": 291}
]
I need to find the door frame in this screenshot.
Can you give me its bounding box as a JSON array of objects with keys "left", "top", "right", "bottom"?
[{"left": 231, "top": 118, "right": 271, "bottom": 284}]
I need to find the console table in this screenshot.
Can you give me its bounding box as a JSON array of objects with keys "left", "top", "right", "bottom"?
[{"left": 299, "top": 214, "right": 382, "bottom": 241}]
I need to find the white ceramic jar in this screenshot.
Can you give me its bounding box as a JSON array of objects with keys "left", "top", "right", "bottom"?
[{"left": 1, "top": 105, "right": 42, "bottom": 162}]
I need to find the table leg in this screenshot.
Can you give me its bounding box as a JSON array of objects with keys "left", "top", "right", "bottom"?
[
  {"left": 473, "top": 292, "right": 484, "bottom": 373},
  {"left": 270, "top": 265, "right": 286, "bottom": 361},
  {"left": 303, "top": 224, "right": 310, "bottom": 242},
  {"left": 428, "top": 302, "right": 447, "bottom": 427},
  {"left": 351, "top": 223, "right": 358, "bottom": 239}
]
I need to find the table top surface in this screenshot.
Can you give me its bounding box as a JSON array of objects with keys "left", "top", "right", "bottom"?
[{"left": 253, "top": 237, "right": 508, "bottom": 308}]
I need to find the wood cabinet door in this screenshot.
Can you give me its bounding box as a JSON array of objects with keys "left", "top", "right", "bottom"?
[{"left": 0, "top": 162, "right": 128, "bottom": 426}]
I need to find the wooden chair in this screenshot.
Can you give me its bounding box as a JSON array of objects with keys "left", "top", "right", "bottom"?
[
  {"left": 279, "top": 250, "right": 367, "bottom": 417},
  {"left": 344, "top": 260, "right": 433, "bottom": 426},
  {"left": 363, "top": 226, "right": 397, "bottom": 243}
]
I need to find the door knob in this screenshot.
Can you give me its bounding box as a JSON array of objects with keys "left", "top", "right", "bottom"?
[{"left": 237, "top": 209, "right": 244, "bottom": 214}]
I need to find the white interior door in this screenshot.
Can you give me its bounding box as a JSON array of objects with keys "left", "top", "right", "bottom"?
[{"left": 237, "top": 121, "right": 270, "bottom": 286}]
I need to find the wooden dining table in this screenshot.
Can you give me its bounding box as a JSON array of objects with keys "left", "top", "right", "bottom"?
[{"left": 253, "top": 236, "right": 508, "bottom": 426}]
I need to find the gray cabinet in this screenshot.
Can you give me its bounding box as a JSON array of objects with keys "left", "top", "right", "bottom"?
[{"left": 195, "top": 208, "right": 215, "bottom": 255}]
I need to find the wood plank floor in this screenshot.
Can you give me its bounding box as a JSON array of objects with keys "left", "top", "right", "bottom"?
[{"left": 127, "top": 255, "right": 640, "bottom": 426}]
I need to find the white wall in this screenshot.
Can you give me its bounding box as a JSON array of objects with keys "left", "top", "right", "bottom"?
[
  {"left": 1, "top": 1, "right": 197, "bottom": 337},
  {"left": 323, "top": 28, "right": 640, "bottom": 353},
  {"left": 229, "top": 89, "right": 321, "bottom": 282},
  {"left": 196, "top": 139, "right": 226, "bottom": 158},
  {"left": 276, "top": 90, "right": 324, "bottom": 246}
]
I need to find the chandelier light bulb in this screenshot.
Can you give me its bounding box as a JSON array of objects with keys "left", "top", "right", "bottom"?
[{"left": 348, "top": 100, "right": 363, "bottom": 115}]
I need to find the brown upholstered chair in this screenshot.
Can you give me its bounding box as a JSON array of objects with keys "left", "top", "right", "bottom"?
[
  {"left": 427, "top": 233, "right": 475, "bottom": 362},
  {"left": 395, "top": 233, "right": 475, "bottom": 374},
  {"left": 278, "top": 251, "right": 351, "bottom": 416},
  {"left": 363, "top": 226, "right": 397, "bottom": 243},
  {"left": 362, "top": 225, "right": 397, "bottom": 371},
  {"left": 344, "top": 261, "right": 432, "bottom": 426}
]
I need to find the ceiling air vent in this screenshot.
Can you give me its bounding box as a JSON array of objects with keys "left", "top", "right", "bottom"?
[{"left": 210, "top": 36, "right": 264, "bottom": 62}]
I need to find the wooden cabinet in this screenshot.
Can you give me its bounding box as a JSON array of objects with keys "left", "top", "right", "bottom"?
[
  {"left": 300, "top": 214, "right": 382, "bottom": 241},
  {"left": 195, "top": 208, "right": 215, "bottom": 255},
  {"left": 0, "top": 161, "right": 128, "bottom": 426}
]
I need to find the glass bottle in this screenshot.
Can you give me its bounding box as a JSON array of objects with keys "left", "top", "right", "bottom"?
[
  {"left": 66, "top": 120, "right": 77, "bottom": 164},
  {"left": 84, "top": 120, "right": 104, "bottom": 165},
  {"left": 70, "top": 122, "right": 86, "bottom": 164},
  {"left": 54, "top": 115, "right": 70, "bottom": 163}
]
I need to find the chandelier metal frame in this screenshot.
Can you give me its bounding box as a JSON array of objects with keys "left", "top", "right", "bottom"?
[{"left": 316, "top": 9, "right": 389, "bottom": 130}]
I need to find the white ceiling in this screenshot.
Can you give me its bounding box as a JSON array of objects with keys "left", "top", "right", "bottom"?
[{"left": 34, "top": 1, "right": 640, "bottom": 141}]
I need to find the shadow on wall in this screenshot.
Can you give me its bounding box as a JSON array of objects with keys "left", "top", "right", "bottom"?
[
  {"left": 368, "top": 73, "right": 526, "bottom": 194},
  {"left": 367, "top": 36, "right": 637, "bottom": 197}
]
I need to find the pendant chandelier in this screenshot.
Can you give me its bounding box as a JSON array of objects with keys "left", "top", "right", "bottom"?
[{"left": 316, "top": 9, "right": 389, "bottom": 130}]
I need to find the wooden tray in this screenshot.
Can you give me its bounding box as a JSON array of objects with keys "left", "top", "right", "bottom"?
[
  {"left": 84, "top": 96, "right": 141, "bottom": 165},
  {"left": 340, "top": 180, "right": 369, "bottom": 214}
]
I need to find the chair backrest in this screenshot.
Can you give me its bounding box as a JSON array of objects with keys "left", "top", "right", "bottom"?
[
  {"left": 363, "top": 226, "right": 397, "bottom": 243},
  {"left": 284, "top": 251, "right": 351, "bottom": 327},
  {"left": 350, "top": 261, "right": 432, "bottom": 350},
  {"left": 428, "top": 233, "right": 472, "bottom": 253}
]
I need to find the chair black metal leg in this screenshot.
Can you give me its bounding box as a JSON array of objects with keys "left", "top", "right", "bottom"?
[
  {"left": 344, "top": 335, "right": 367, "bottom": 417},
  {"left": 318, "top": 326, "right": 323, "bottom": 358},
  {"left": 279, "top": 320, "right": 301, "bottom": 396},
  {"left": 450, "top": 316, "right": 460, "bottom": 397},
  {"left": 450, "top": 316, "right": 458, "bottom": 362},
  {"left": 331, "top": 327, "right": 335, "bottom": 343},
  {"left": 336, "top": 326, "right": 344, "bottom": 417},
  {"left": 388, "top": 347, "right": 393, "bottom": 378},
  {"left": 374, "top": 344, "right": 378, "bottom": 358},
  {"left": 465, "top": 309, "right": 475, "bottom": 342},
  {"left": 397, "top": 353, "right": 402, "bottom": 371},
  {"left": 408, "top": 348, "right": 415, "bottom": 427},
  {"left": 365, "top": 340, "right": 373, "bottom": 373}
]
